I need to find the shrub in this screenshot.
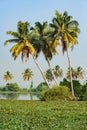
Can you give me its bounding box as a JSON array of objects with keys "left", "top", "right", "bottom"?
[{"left": 40, "top": 85, "right": 71, "bottom": 101}]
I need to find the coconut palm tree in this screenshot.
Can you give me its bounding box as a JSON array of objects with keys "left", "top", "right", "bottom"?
[
  {"left": 22, "top": 68, "right": 33, "bottom": 80},
  {"left": 22, "top": 68, "right": 33, "bottom": 89},
  {"left": 4, "top": 71, "right": 13, "bottom": 82},
  {"left": 45, "top": 69, "right": 53, "bottom": 84},
  {"left": 4, "top": 21, "right": 50, "bottom": 88},
  {"left": 53, "top": 65, "right": 63, "bottom": 83},
  {"left": 66, "top": 67, "right": 76, "bottom": 80},
  {"left": 66, "top": 66, "right": 85, "bottom": 81},
  {"left": 4, "top": 21, "right": 36, "bottom": 62},
  {"left": 45, "top": 65, "right": 63, "bottom": 85},
  {"left": 50, "top": 10, "right": 80, "bottom": 96},
  {"left": 31, "top": 21, "right": 59, "bottom": 86},
  {"left": 75, "top": 66, "right": 85, "bottom": 80}
]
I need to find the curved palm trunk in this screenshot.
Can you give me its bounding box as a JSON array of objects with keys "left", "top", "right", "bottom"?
[
  {"left": 47, "top": 59, "right": 59, "bottom": 86},
  {"left": 66, "top": 50, "right": 74, "bottom": 96},
  {"left": 33, "top": 56, "right": 50, "bottom": 88}
]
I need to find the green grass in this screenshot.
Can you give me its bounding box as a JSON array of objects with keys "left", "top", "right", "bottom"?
[{"left": 0, "top": 100, "right": 87, "bottom": 130}]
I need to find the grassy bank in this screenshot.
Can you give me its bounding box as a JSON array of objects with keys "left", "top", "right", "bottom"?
[{"left": 0, "top": 100, "right": 87, "bottom": 130}]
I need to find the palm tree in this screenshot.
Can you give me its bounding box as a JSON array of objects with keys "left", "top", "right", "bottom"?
[
  {"left": 53, "top": 65, "right": 63, "bottom": 84},
  {"left": 4, "top": 21, "right": 50, "bottom": 88},
  {"left": 31, "top": 21, "right": 59, "bottom": 86},
  {"left": 66, "top": 67, "right": 76, "bottom": 80},
  {"left": 22, "top": 68, "right": 33, "bottom": 88},
  {"left": 4, "top": 21, "right": 36, "bottom": 62},
  {"left": 66, "top": 66, "right": 85, "bottom": 81},
  {"left": 75, "top": 66, "right": 85, "bottom": 80},
  {"left": 50, "top": 11, "right": 80, "bottom": 96},
  {"left": 45, "top": 69, "right": 53, "bottom": 84},
  {"left": 45, "top": 65, "right": 63, "bottom": 85},
  {"left": 4, "top": 71, "right": 13, "bottom": 82}
]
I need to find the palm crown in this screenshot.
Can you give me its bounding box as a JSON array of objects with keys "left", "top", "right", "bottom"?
[
  {"left": 31, "top": 21, "right": 58, "bottom": 61},
  {"left": 22, "top": 68, "right": 33, "bottom": 81},
  {"left": 4, "top": 71, "right": 13, "bottom": 82},
  {"left": 50, "top": 11, "right": 80, "bottom": 54},
  {"left": 4, "top": 21, "right": 36, "bottom": 62}
]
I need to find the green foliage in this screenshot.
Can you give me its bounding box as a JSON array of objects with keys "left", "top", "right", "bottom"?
[
  {"left": 40, "top": 86, "right": 71, "bottom": 101},
  {"left": 45, "top": 69, "right": 53, "bottom": 82},
  {"left": 0, "top": 100, "right": 87, "bottom": 130},
  {"left": 36, "top": 82, "right": 49, "bottom": 92},
  {"left": 83, "top": 91, "right": 87, "bottom": 100},
  {"left": 4, "top": 21, "right": 36, "bottom": 62},
  {"left": 60, "top": 78, "right": 82, "bottom": 96},
  {"left": 60, "top": 78, "right": 87, "bottom": 100},
  {"left": 4, "top": 71, "right": 13, "bottom": 82},
  {"left": 66, "top": 66, "right": 85, "bottom": 80},
  {"left": 60, "top": 78, "right": 70, "bottom": 87},
  {"left": 2, "top": 83, "right": 20, "bottom": 92},
  {"left": 81, "top": 83, "right": 87, "bottom": 100},
  {"left": 22, "top": 68, "right": 33, "bottom": 81},
  {"left": 73, "top": 80, "right": 82, "bottom": 97}
]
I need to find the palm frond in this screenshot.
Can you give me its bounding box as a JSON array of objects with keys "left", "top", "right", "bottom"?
[
  {"left": 35, "top": 22, "right": 42, "bottom": 34},
  {"left": 10, "top": 43, "right": 19, "bottom": 53},
  {"left": 15, "top": 43, "right": 23, "bottom": 58},
  {"left": 6, "top": 31, "right": 20, "bottom": 38},
  {"left": 67, "top": 20, "right": 79, "bottom": 27},
  {"left": 43, "top": 21, "right": 48, "bottom": 29},
  {"left": 65, "top": 30, "right": 78, "bottom": 44},
  {"left": 4, "top": 39, "right": 20, "bottom": 45},
  {"left": 17, "top": 21, "right": 30, "bottom": 36},
  {"left": 26, "top": 42, "right": 37, "bottom": 57}
]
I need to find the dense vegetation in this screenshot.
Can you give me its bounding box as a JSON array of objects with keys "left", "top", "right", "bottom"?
[
  {"left": 0, "top": 79, "right": 87, "bottom": 101},
  {"left": 0, "top": 83, "right": 29, "bottom": 93},
  {"left": 60, "top": 78, "right": 87, "bottom": 100},
  {"left": 0, "top": 83, "right": 19, "bottom": 92},
  {"left": 0, "top": 100, "right": 87, "bottom": 130},
  {"left": 40, "top": 86, "right": 72, "bottom": 101}
]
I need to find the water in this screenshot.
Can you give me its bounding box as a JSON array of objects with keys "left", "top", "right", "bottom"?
[{"left": 0, "top": 93, "right": 40, "bottom": 100}]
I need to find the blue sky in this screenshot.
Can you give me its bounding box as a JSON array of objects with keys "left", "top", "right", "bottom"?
[{"left": 0, "top": 0, "right": 87, "bottom": 88}]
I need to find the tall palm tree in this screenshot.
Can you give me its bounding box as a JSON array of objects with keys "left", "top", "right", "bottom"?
[
  {"left": 50, "top": 11, "right": 80, "bottom": 96},
  {"left": 4, "top": 71, "right": 13, "bottom": 82},
  {"left": 31, "top": 21, "right": 59, "bottom": 86},
  {"left": 22, "top": 68, "right": 33, "bottom": 88},
  {"left": 4, "top": 21, "right": 50, "bottom": 88}
]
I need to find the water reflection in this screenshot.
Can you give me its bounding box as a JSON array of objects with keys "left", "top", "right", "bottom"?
[{"left": 0, "top": 93, "right": 39, "bottom": 100}]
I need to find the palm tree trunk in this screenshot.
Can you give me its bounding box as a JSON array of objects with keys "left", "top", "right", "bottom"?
[
  {"left": 47, "top": 59, "right": 59, "bottom": 86},
  {"left": 30, "top": 78, "right": 33, "bottom": 90},
  {"left": 66, "top": 50, "right": 74, "bottom": 96},
  {"left": 33, "top": 56, "right": 51, "bottom": 88}
]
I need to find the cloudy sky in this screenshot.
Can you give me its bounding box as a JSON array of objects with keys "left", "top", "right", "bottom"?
[{"left": 0, "top": 0, "right": 87, "bottom": 88}]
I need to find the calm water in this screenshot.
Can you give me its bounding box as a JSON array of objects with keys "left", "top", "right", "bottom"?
[{"left": 0, "top": 93, "right": 40, "bottom": 100}]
